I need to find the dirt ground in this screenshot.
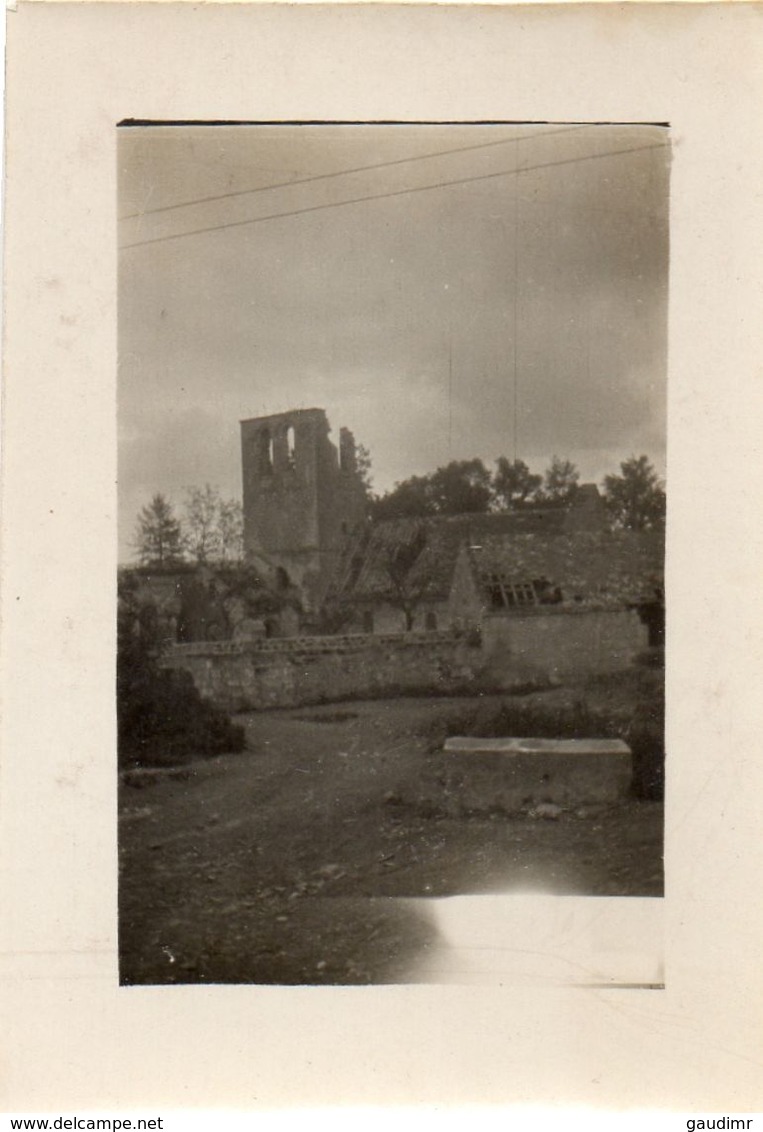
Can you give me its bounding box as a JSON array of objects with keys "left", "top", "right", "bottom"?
[{"left": 118, "top": 693, "right": 664, "bottom": 986}]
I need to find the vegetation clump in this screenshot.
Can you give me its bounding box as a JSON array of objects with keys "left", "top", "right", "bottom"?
[
  {"left": 118, "top": 573, "right": 245, "bottom": 769},
  {"left": 432, "top": 669, "right": 664, "bottom": 800}
]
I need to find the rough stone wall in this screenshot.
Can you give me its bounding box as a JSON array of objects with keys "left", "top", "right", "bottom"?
[
  {"left": 480, "top": 607, "right": 647, "bottom": 686},
  {"left": 314, "top": 421, "right": 367, "bottom": 603},
  {"left": 240, "top": 408, "right": 366, "bottom": 609},
  {"left": 127, "top": 567, "right": 194, "bottom": 612},
  {"left": 240, "top": 409, "right": 322, "bottom": 595},
  {"left": 161, "top": 632, "right": 481, "bottom": 712},
  {"left": 563, "top": 484, "right": 608, "bottom": 532},
  {"left": 162, "top": 608, "right": 647, "bottom": 712},
  {"left": 123, "top": 566, "right": 215, "bottom": 643}
]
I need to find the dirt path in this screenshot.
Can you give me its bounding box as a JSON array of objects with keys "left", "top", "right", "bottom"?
[{"left": 119, "top": 695, "right": 663, "bottom": 985}]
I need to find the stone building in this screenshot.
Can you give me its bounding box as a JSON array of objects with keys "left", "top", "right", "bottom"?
[
  {"left": 327, "top": 488, "right": 663, "bottom": 679},
  {"left": 448, "top": 524, "right": 664, "bottom": 681},
  {"left": 119, "top": 562, "right": 296, "bottom": 642},
  {"left": 233, "top": 407, "right": 664, "bottom": 680},
  {"left": 240, "top": 408, "right": 367, "bottom": 610},
  {"left": 448, "top": 523, "right": 664, "bottom": 630},
  {"left": 331, "top": 486, "right": 642, "bottom": 635}
]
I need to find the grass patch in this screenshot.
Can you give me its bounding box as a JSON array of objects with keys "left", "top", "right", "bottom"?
[{"left": 295, "top": 710, "right": 360, "bottom": 724}]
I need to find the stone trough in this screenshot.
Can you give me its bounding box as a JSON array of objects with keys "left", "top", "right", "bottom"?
[{"left": 439, "top": 736, "right": 632, "bottom": 814}]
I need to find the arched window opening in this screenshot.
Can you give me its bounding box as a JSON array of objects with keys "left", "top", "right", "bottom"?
[
  {"left": 339, "top": 427, "right": 356, "bottom": 474},
  {"left": 275, "top": 566, "right": 290, "bottom": 592},
  {"left": 286, "top": 425, "right": 296, "bottom": 469},
  {"left": 425, "top": 611, "right": 438, "bottom": 631},
  {"left": 260, "top": 428, "right": 273, "bottom": 474},
  {"left": 362, "top": 610, "right": 374, "bottom": 634}
]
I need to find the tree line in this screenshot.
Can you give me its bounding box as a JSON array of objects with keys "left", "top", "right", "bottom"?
[
  {"left": 369, "top": 453, "right": 666, "bottom": 531},
  {"left": 132, "top": 452, "right": 665, "bottom": 566},
  {"left": 133, "top": 485, "right": 243, "bottom": 568}
]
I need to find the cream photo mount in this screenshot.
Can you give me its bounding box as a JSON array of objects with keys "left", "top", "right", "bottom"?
[{"left": 2, "top": 1, "right": 762, "bottom": 1115}]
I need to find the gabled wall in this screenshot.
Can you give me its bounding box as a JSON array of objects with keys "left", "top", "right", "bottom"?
[{"left": 448, "top": 544, "right": 486, "bottom": 629}]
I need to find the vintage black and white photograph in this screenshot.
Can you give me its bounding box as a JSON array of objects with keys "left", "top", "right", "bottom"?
[{"left": 117, "top": 122, "right": 668, "bottom": 987}]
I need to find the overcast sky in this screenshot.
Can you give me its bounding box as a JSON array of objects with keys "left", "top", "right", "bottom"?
[{"left": 118, "top": 123, "right": 669, "bottom": 562}]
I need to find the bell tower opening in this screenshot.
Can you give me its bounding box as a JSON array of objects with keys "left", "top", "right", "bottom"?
[
  {"left": 286, "top": 424, "right": 296, "bottom": 470},
  {"left": 258, "top": 427, "right": 273, "bottom": 475}
]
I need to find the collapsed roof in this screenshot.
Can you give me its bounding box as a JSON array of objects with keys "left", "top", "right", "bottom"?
[{"left": 335, "top": 489, "right": 663, "bottom": 610}]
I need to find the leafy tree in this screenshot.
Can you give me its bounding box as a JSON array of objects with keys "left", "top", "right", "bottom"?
[
  {"left": 117, "top": 571, "right": 244, "bottom": 768},
  {"left": 427, "top": 459, "right": 493, "bottom": 515},
  {"left": 133, "top": 493, "right": 184, "bottom": 567},
  {"left": 356, "top": 443, "right": 374, "bottom": 496},
  {"left": 542, "top": 455, "right": 579, "bottom": 505},
  {"left": 372, "top": 459, "right": 492, "bottom": 520},
  {"left": 492, "top": 457, "right": 543, "bottom": 510},
  {"left": 603, "top": 455, "right": 666, "bottom": 530},
  {"left": 371, "top": 474, "right": 432, "bottom": 521},
  {"left": 354, "top": 442, "right": 377, "bottom": 520}
]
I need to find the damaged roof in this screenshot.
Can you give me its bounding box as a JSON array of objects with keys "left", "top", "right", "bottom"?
[
  {"left": 467, "top": 528, "right": 665, "bottom": 608},
  {"left": 339, "top": 490, "right": 634, "bottom": 605}
]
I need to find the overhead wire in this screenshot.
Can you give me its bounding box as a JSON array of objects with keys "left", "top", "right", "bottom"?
[
  {"left": 119, "top": 124, "right": 594, "bottom": 220},
  {"left": 120, "top": 141, "right": 668, "bottom": 251}
]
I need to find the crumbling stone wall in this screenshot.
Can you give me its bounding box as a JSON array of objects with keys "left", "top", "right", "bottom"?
[
  {"left": 161, "top": 608, "right": 648, "bottom": 712},
  {"left": 348, "top": 600, "right": 450, "bottom": 635},
  {"left": 240, "top": 408, "right": 367, "bottom": 610},
  {"left": 480, "top": 607, "right": 647, "bottom": 686},
  {"left": 161, "top": 632, "right": 481, "bottom": 712}
]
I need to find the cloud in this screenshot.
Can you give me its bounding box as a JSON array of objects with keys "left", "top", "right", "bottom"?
[{"left": 118, "top": 124, "right": 669, "bottom": 558}]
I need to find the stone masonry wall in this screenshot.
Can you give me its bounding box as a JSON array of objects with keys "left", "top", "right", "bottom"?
[
  {"left": 162, "top": 608, "right": 647, "bottom": 712},
  {"left": 480, "top": 607, "right": 647, "bottom": 686},
  {"left": 161, "top": 631, "right": 482, "bottom": 712}
]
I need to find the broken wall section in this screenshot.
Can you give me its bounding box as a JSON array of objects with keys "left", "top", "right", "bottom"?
[{"left": 162, "top": 605, "right": 649, "bottom": 713}]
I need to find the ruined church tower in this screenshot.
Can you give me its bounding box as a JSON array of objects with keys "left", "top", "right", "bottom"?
[{"left": 240, "top": 408, "right": 367, "bottom": 609}]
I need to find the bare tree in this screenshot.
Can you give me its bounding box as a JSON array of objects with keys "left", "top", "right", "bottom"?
[
  {"left": 383, "top": 526, "right": 428, "bottom": 631},
  {"left": 217, "top": 498, "right": 244, "bottom": 563},
  {"left": 183, "top": 484, "right": 222, "bottom": 564},
  {"left": 182, "top": 486, "right": 244, "bottom": 564}
]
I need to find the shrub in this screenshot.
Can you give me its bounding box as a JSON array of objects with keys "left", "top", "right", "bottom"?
[
  {"left": 626, "top": 681, "right": 665, "bottom": 800},
  {"left": 436, "top": 696, "right": 608, "bottom": 746},
  {"left": 118, "top": 574, "right": 245, "bottom": 769},
  {"left": 432, "top": 674, "right": 665, "bottom": 800}
]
